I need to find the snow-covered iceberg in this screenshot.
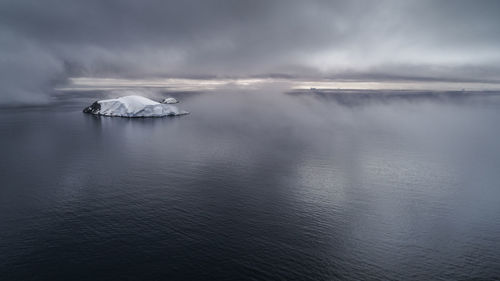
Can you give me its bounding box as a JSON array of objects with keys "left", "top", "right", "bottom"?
[
  {"left": 161, "top": 97, "right": 179, "bottom": 104},
  {"left": 83, "top": 95, "right": 188, "bottom": 117}
]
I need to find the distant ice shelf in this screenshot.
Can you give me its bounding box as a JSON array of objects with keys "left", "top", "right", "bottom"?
[{"left": 83, "top": 95, "right": 188, "bottom": 117}]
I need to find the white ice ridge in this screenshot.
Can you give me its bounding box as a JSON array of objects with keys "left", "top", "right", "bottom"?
[{"left": 84, "top": 95, "right": 188, "bottom": 117}]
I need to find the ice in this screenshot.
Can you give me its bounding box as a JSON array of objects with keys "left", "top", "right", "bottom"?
[
  {"left": 161, "top": 97, "right": 179, "bottom": 104},
  {"left": 83, "top": 95, "right": 188, "bottom": 117}
]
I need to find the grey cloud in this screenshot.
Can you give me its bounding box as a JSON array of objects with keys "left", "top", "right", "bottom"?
[{"left": 1, "top": 0, "right": 500, "bottom": 104}]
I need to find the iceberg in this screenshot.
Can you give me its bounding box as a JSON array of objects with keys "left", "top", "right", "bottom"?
[
  {"left": 83, "top": 95, "right": 188, "bottom": 117},
  {"left": 161, "top": 97, "right": 179, "bottom": 104}
]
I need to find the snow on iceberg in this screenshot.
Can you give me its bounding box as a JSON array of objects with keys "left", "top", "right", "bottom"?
[
  {"left": 161, "top": 97, "right": 179, "bottom": 104},
  {"left": 83, "top": 95, "right": 188, "bottom": 117}
]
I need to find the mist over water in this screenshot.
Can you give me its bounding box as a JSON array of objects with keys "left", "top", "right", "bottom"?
[{"left": 1, "top": 89, "right": 500, "bottom": 280}]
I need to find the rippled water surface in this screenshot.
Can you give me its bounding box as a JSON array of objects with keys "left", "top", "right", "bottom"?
[{"left": 1, "top": 90, "right": 500, "bottom": 280}]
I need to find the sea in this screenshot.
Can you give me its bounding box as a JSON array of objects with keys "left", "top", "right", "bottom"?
[{"left": 1, "top": 89, "right": 500, "bottom": 280}]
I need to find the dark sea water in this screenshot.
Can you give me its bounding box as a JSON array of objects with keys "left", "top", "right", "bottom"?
[{"left": 1, "top": 89, "right": 500, "bottom": 280}]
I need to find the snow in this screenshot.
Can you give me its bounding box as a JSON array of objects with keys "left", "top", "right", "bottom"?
[
  {"left": 84, "top": 95, "right": 188, "bottom": 117},
  {"left": 161, "top": 97, "right": 179, "bottom": 104}
]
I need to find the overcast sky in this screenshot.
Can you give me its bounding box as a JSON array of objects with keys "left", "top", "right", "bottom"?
[{"left": 1, "top": 0, "right": 500, "bottom": 103}]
